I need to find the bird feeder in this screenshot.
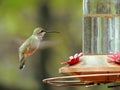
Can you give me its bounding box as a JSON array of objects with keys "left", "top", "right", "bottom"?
[{"left": 43, "top": 0, "right": 120, "bottom": 88}]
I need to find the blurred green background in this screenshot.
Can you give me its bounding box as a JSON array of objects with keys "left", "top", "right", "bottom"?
[{"left": 0, "top": 0, "right": 117, "bottom": 90}]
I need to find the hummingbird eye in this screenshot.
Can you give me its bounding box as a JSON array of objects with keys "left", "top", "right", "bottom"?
[
  {"left": 37, "top": 30, "right": 45, "bottom": 35},
  {"left": 40, "top": 30, "right": 44, "bottom": 33}
]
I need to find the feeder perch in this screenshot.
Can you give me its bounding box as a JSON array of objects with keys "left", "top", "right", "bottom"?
[{"left": 43, "top": 0, "right": 120, "bottom": 88}]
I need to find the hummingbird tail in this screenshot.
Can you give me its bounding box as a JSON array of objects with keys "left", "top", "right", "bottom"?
[{"left": 19, "top": 60, "right": 25, "bottom": 70}]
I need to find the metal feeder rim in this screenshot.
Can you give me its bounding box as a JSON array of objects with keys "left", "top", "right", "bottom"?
[{"left": 43, "top": 73, "right": 120, "bottom": 87}]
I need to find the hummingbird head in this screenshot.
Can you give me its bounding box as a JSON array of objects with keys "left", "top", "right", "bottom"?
[
  {"left": 33, "top": 27, "right": 59, "bottom": 37},
  {"left": 33, "top": 27, "right": 46, "bottom": 37}
]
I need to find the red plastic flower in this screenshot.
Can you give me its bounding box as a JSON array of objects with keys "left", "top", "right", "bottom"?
[
  {"left": 107, "top": 52, "right": 120, "bottom": 64},
  {"left": 61, "top": 52, "right": 83, "bottom": 65}
]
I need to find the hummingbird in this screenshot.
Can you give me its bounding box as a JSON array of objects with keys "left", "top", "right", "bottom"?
[{"left": 18, "top": 27, "right": 59, "bottom": 70}]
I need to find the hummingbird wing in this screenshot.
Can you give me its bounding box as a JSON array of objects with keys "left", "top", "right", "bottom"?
[
  {"left": 16, "top": 38, "right": 60, "bottom": 50},
  {"left": 39, "top": 40, "right": 60, "bottom": 50}
]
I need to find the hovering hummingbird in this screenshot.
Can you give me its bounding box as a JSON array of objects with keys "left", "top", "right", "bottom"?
[{"left": 18, "top": 27, "right": 59, "bottom": 70}]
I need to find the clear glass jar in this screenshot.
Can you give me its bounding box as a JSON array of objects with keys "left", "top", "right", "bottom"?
[{"left": 83, "top": 0, "right": 120, "bottom": 54}]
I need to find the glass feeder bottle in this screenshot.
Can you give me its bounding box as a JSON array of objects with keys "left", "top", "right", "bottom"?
[{"left": 83, "top": 0, "right": 120, "bottom": 54}]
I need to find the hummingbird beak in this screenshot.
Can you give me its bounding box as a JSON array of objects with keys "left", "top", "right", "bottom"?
[{"left": 43, "top": 30, "right": 60, "bottom": 33}]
